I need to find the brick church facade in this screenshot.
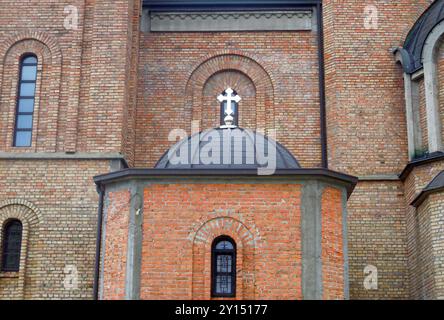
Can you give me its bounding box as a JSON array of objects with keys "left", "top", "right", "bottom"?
[{"left": 1, "top": 0, "right": 444, "bottom": 300}]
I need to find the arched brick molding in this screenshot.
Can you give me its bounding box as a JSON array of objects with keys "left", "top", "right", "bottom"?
[
  {"left": 0, "top": 199, "right": 41, "bottom": 300},
  {"left": 203, "top": 70, "right": 257, "bottom": 129},
  {"left": 203, "top": 71, "right": 256, "bottom": 97},
  {"left": 185, "top": 50, "right": 277, "bottom": 88},
  {"left": 185, "top": 53, "right": 275, "bottom": 133},
  {"left": 190, "top": 216, "right": 259, "bottom": 300},
  {"left": 0, "top": 31, "right": 62, "bottom": 152},
  {"left": 422, "top": 20, "right": 444, "bottom": 152},
  {"left": 437, "top": 37, "right": 444, "bottom": 149},
  {"left": 0, "top": 199, "right": 43, "bottom": 221},
  {"left": 0, "top": 31, "right": 62, "bottom": 62},
  {"left": 395, "top": 51, "right": 424, "bottom": 160}
]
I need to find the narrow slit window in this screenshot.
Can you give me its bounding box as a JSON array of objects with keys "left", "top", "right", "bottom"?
[
  {"left": 1, "top": 220, "right": 23, "bottom": 272},
  {"left": 212, "top": 236, "right": 236, "bottom": 297},
  {"left": 14, "top": 55, "right": 38, "bottom": 147}
]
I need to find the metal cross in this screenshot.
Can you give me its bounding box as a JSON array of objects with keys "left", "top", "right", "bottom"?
[{"left": 217, "top": 88, "right": 241, "bottom": 118}]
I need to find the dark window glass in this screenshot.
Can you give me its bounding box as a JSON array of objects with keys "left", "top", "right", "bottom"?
[
  {"left": 212, "top": 236, "right": 236, "bottom": 297},
  {"left": 14, "top": 54, "right": 37, "bottom": 147},
  {"left": 1, "top": 220, "right": 23, "bottom": 272}
]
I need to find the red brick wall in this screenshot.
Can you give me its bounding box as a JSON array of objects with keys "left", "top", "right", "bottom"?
[
  {"left": 0, "top": 159, "right": 111, "bottom": 299},
  {"left": 0, "top": 0, "right": 140, "bottom": 157},
  {"left": 140, "top": 183, "right": 303, "bottom": 300},
  {"left": 324, "top": 0, "right": 429, "bottom": 175},
  {"left": 418, "top": 77, "right": 429, "bottom": 153},
  {"left": 0, "top": 0, "right": 140, "bottom": 299},
  {"left": 99, "top": 182, "right": 348, "bottom": 300},
  {"left": 414, "top": 198, "right": 435, "bottom": 298},
  {"left": 323, "top": 0, "right": 431, "bottom": 299},
  {"left": 408, "top": 191, "right": 444, "bottom": 299},
  {"left": 136, "top": 30, "right": 321, "bottom": 168},
  {"left": 403, "top": 160, "right": 444, "bottom": 299},
  {"left": 321, "top": 187, "right": 344, "bottom": 300},
  {"left": 438, "top": 39, "right": 444, "bottom": 147},
  {"left": 2, "top": 0, "right": 441, "bottom": 301},
  {"left": 347, "top": 181, "right": 409, "bottom": 299},
  {"left": 426, "top": 193, "right": 444, "bottom": 299},
  {"left": 202, "top": 70, "right": 257, "bottom": 129},
  {"left": 101, "top": 190, "right": 131, "bottom": 300}
]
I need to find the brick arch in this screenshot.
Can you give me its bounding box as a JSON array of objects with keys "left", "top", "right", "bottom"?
[
  {"left": 185, "top": 50, "right": 276, "bottom": 92},
  {"left": 0, "top": 199, "right": 42, "bottom": 300},
  {"left": 192, "top": 216, "right": 257, "bottom": 247},
  {"left": 186, "top": 53, "right": 274, "bottom": 94},
  {"left": 0, "top": 32, "right": 62, "bottom": 153},
  {"left": 191, "top": 216, "right": 257, "bottom": 300},
  {"left": 185, "top": 53, "right": 275, "bottom": 132},
  {"left": 436, "top": 36, "right": 444, "bottom": 149},
  {"left": 0, "top": 31, "right": 62, "bottom": 64},
  {"left": 202, "top": 70, "right": 257, "bottom": 128},
  {"left": 0, "top": 199, "right": 43, "bottom": 226},
  {"left": 203, "top": 70, "right": 256, "bottom": 97}
]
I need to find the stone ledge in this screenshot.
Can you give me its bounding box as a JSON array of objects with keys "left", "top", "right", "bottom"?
[
  {"left": 0, "top": 152, "right": 126, "bottom": 161},
  {"left": 0, "top": 272, "right": 20, "bottom": 279},
  {"left": 358, "top": 175, "right": 400, "bottom": 181}
]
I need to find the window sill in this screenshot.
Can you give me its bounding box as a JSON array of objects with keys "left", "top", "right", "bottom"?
[
  {"left": 0, "top": 272, "right": 20, "bottom": 279},
  {"left": 3, "top": 147, "right": 36, "bottom": 154}
]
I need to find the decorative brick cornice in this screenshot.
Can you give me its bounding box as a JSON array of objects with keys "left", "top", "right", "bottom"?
[
  {"left": 152, "top": 11, "right": 312, "bottom": 21},
  {"left": 143, "top": 0, "right": 321, "bottom": 10},
  {"left": 148, "top": 10, "right": 313, "bottom": 32}
]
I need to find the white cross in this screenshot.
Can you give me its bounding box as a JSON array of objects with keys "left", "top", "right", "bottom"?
[{"left": 217, "top": 88, "right": 241, "bottom": 117}]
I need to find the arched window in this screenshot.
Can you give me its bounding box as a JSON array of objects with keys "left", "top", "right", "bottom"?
[
  {"left": 14, "top": 54, "right": 38, "bottom": 147},
  {"left": 1, "top": 220, "right": 23, "bottom": 272},
  {"left": 211, "top": 236, "right": 236, "bottom": 297}
]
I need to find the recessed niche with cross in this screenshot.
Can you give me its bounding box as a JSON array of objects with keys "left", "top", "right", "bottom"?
[{"left": 218, "top": 88, "right": 241, "bottom": 128}]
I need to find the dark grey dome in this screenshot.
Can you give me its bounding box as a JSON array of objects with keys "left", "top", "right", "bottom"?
[{"left": 156, "top": 127, "right": 300, "bottom": 170}]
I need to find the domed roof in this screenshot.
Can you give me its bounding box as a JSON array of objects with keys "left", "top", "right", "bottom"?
[{"left": 155, "top": 127, "right": 300, "bottom": 170}]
